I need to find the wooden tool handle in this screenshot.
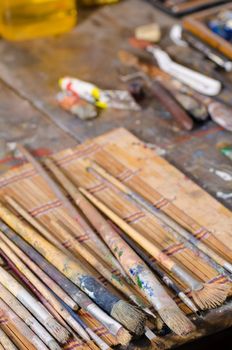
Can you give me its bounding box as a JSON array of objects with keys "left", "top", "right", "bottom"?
[{"left": 149, "top": 81, "right": 193, "bottom": 130}]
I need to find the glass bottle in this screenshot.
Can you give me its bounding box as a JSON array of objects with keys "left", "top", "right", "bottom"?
[{"left": 0, "top": 0, "right": 77, "bottom": 41}]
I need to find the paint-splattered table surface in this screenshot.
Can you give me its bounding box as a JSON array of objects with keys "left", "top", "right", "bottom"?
[
  {"left": 0, "top": 0, "right": 232, "bottom": 210},
  {"left": 0, "top": 1, "right": 231, "bottom": 347}
]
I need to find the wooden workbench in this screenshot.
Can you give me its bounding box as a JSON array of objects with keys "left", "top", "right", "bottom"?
[{"left": 0, "top": 0, "right": 231, "bottom": 348}]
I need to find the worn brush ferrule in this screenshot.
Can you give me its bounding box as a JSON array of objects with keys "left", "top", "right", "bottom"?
[
  {"left": 178, "top": 292, "right": 199, "bottom": 315},
  {"left": 224, "top": 262, "right": 232, "bottom": 274},
  {"left": 172, "top": 265, "right": 203, "bottom": 291},
  {"left": 86, "top": 303, "right": 122, "bottom": 337}
]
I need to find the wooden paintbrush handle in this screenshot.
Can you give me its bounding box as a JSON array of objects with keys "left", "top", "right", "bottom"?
[{"left": 149, "top": 81, "right": 193, "bottom": 130}]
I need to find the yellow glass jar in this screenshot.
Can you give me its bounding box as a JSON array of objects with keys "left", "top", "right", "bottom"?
[
  {"left": 81, "top": 0, "right": 120, "bottom": 5},
  {"left": 0, "top": 0, "right": 77, "bottom": 41}
]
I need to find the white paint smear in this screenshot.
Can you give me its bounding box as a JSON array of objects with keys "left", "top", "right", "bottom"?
[
  {"left": 210, "top": 168, "right": 232, "bottom": 181},
  {"left": 216, "top": 192, "right": 232, "bottom": 200}
]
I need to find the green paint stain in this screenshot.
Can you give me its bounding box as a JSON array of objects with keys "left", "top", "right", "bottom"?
[
  {"left": 112, "top": 274, "right": 123, "bottom": 285},
  {"left": 118, "top": 250, "right": 123, "bottom": 257},
  {"left": 221, "top": 146, "right": 232, "bottom": 161},
  {"left": 137, "top": 276, "right": 143, "bottom": 289}
]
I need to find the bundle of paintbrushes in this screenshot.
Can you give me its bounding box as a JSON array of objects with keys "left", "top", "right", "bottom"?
[{"left": 0, "top": 128, "right": 231, "bottom": 349}]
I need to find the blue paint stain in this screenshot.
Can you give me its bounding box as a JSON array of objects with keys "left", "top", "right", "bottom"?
[
  {"left": 80, "top": 275, "right": 119, "bottom": 313},
  {"left": 193, "top": 150, "right": 204, "bottom": 159},
  {"left": 130, "top": 265, "right": 154, "bottom": 297}
]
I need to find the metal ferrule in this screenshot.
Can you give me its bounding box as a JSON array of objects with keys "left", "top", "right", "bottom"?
[
  {"left": 178, "top": 292, "right": 199, "bottom": 314},
  {"left": 172, "top": 264, "right": 203, "bottom": 291},
  {"left": 224, "top": 262, "right": 232, "bottom": 275},
  {"left": 86, "top": 304, "right": 122, "bottom": 336}
]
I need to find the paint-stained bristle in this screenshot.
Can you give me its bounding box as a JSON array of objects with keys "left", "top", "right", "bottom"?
[
  {"left": 45, "top": 319, "right": 71, "bottom": 344},
  {"left": 116, "top": 328, "right": 132, "bottom": 346},
  {"left": 111, "top": 300, "right": 146, "bottom": 336},
  {"left": 158, "top": 307, "right": 195, "bottom": 336},
  {"left": 191, "top": 282, "right": 230, "bottom": 310}
]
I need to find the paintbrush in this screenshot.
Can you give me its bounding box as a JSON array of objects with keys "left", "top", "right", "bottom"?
[
  {"left": 0, "top": 203, "right": 144, "bottom": 340},
  {"left": 0, "top": 264, "right": 70, "bottom": 345},
  {"left": 57, "top": 299, "right": 112, "bottom": 350},
  {"left": 0, "top": 310, "right": 36, "bottom": 350},
  {"left": 43, "top": 157, "right": 198, "bottom": 321},
  {"left": 0, "top": 282, "right": 61, "bottom": 350},
  {"left": 15, "top": 144, "right": 146, "bottom": 335},
  {"left": 109, "top": 221, "right": 200, "bottom": 315},
  {"left": 16, "top": 144, "right": 126, "bottom": 279},
  {"left": 72, "top": 186, "right": 196, "bottom": 335},
  {"left": 0, "top": 251, "right": 90, "bottom": 350},
  {"left": 79, "top": 187, "right": 230, "bottom": 312},
  {"left": 0, "top": 234, "right": 91, "bottom": 343},
  {"left": 44, "top": 159, "right": 152, "bottom": 311},
  {"left": 87, "top": 161, "right": 232, "bottom": 277},
  {"left": 0, "top": 327, "right": 18, "bottom": 350},
  {"left": 0, "top": 221, "right": 130, "bottom": 346},
  {"left": 4, "top": 195, "right": 68, "bottom": 253},
  {"left": 0, "top": 299, "right": 45, "bottom": 350},
  {"left": 42, "top": 161, "right": 195, "bottom": 335},
  {"left": 0, "top": 238, "right": 128, "bottom": 348},
  {"left": 0, "top": 200, "right": 78, "bottom": 313},
  {"left": 51, "top": 218, "right": 150, "bottom": 313}
]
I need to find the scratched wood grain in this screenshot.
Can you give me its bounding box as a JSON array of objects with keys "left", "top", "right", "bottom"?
[
  {"left": 0, "top": 0, "right": 231, "bottom": 209},
  {"left": 0, "top": 81, "right": 76, "bottom": 172}
]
